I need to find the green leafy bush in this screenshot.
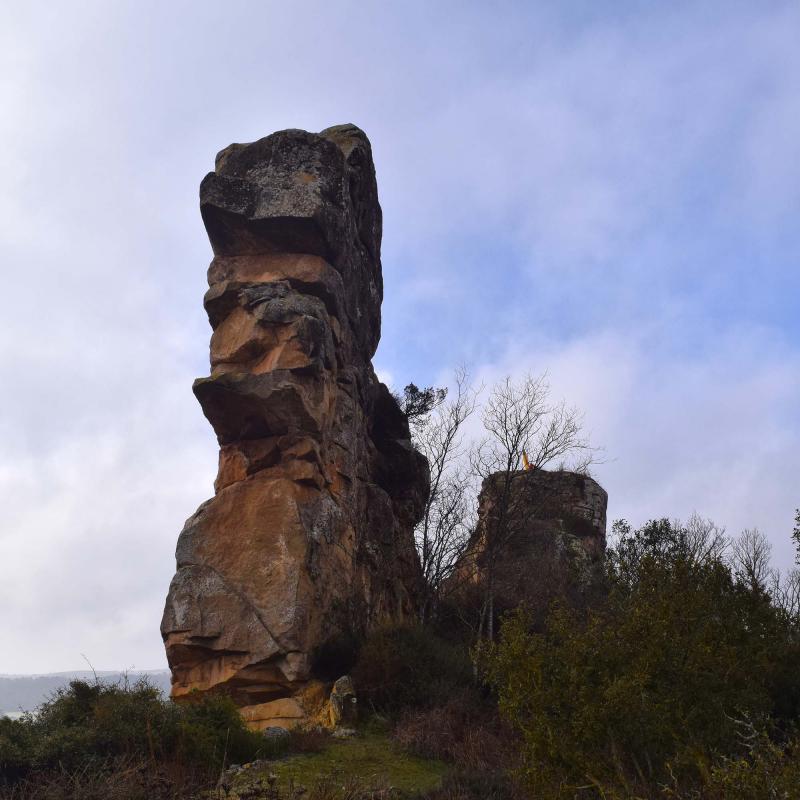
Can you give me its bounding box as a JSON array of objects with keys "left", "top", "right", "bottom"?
[
  {"left": 698, "top": 732, "right": 800, "bottom": 800},
  {"left": 0, "top": 676, "right": 272, "bottom": 786},
  {"left": 0, "top": 715, "right": 37, "bottom": 781},
  {"left": 488, "top": 519, "right": 800, "bottom": 798}
]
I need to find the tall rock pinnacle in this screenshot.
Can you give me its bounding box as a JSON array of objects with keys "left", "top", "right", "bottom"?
[{"left": 161, "top": 125, "right": 429, "bottom": 729}]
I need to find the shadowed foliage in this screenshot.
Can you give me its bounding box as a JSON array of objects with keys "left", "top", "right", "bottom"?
[
  {"left": 488, "top": 518, "right": 800, "bottom": 798},
  {"left": 0, "top": 676, "right": 279, "bottom": 797}
]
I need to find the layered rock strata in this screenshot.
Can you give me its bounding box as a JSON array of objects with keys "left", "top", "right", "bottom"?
[{"left": 161, "top": 125, "right": 428, "bottom": 728}]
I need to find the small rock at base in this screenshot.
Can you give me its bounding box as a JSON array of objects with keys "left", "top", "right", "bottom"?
[{"left": 263, "top": 726, "right": 291, "bottom": 741}]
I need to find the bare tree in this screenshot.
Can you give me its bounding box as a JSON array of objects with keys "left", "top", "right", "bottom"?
[
  {"left": 771, "top": 568, "right": 800, "bottom": 621},
  {"left": 731, "top": 527, "right": 774, "bottom": 594},
  {"left": 793, "top": 508, "right": 800, "bottom": 566},
  {"left": 470, "top": 373, "right": 602, "bottom": 646},
  {"left": 775, "top": 508, "right": 800, "bottom": 621},
  {"left": 745, "top": 511, "right": 800, "bottom": 618},
  {"left": 409, "top": 367, "right": 480, "bottom": 623},
  {"left": 472, "top": 373, "right": 598, "bottom": 479},
  {"left": 683, "top": 513, "right": 729, "bottom": 566}
]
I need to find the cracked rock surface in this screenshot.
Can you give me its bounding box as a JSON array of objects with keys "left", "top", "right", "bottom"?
[{"left": 161, "top": 125, "right": 429, "bottom": 729}]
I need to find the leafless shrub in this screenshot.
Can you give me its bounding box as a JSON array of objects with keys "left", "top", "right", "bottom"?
[
  {"left": 393, "top": 692, "right": 511, "bottom": 772},
  {"left": 286, "top": 726, "right": 330, "bottom": 754},
  {"left": 412, "top": 367, "right": 480, "bottom": 623},
  {"left": 731, "top": 527, "right": 774, "bottom": 593},
  {"left": 771, "top": 568, "right": 800, "bottom": 620},
  {"left": 413, "top": 771, "right": 525, "bottom": 800},
  {"left": 0, "top": 756, "right": 212, "bottom": 800}
]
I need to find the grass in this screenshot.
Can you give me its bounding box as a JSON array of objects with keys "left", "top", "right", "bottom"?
[{"left": 226, "top": 729, "right": 448, "bottom": 798}]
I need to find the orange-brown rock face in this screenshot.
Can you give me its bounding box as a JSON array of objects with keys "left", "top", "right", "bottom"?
[{"left": 161, "top": 125, "right": 429, "bottom": 725}]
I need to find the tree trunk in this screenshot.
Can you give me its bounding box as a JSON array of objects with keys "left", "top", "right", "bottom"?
[{"left": 487, "top": 589, "right": 495, "bottom": 642}]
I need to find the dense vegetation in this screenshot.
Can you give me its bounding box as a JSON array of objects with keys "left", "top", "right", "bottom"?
[
  {"left": 3, "top": 514, "right": 799, "bottom": 799},
  {"left": 488, "top": 517, "right": 800, "bottom": 798},
  {"left": 0, "top": 677, "right": 284, "bottom": 798}
]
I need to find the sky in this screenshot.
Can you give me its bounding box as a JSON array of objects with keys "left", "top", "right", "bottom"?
[{"left": 1, "top": 0, "right": 798, "bottom": 673}]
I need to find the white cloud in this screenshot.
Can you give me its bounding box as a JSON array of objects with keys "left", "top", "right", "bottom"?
[
  {"left": 1, "top": 0, "right": 798, "bottom": 672},
  {"left": 471, "top": 324, "right": 800, "bottom": 569},
  {"left": 0, "top": 377, "right": 215, "bottom": 672}
]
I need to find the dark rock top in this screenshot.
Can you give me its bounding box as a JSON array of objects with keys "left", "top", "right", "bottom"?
[
  {"left": 455, "top": 469, "right": 608, "bottom": 622},
  {"left": 200, "top": 125, "right": 383, "bottom": 358}
]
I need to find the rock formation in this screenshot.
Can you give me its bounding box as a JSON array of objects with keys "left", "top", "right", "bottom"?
[
  {"left": 457, "top": 469, "right": 607, "bottom": 621},
  {"left": 161, "top": 125, "right": 429, "bottom": 729},
  {"left": 327, "top": 675, "right": 358, "bottom": 728}
]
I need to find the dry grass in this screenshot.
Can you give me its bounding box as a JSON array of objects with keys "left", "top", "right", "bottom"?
[
  {"left": 0, "top": 755, "right": 214, "bottom": 800},
  {"left": 285, "top": 726, "right": 330, "bottom": 754},
  {"left": 392, "top": 692, "right": 512, "bottom": 773}
]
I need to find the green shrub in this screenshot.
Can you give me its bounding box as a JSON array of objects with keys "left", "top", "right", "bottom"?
[
  {"left": 174, "top": 690, "right": 276, "bottom": 766},
  {"left": 352, "top": 625, "right": 472, "bottom": 712},
  {"left": 699, "top": 732, "right": 800, "bottom": 800},
  {"left": 487, "top": 519, "right": 800, "bottom": 798},
  {"left": 30, "top": 678, "right": 169, "bottom": 771},
  {"left": 0, "top": 677, "right": 269, "bottom": 786},
  {"left": 0, "top": 715, "right": 37, "bottom": 781}
]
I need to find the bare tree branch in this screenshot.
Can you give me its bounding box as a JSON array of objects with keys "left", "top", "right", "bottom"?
[
  {"left": 731, "top": 527, "right": 774, "bottom": 594},
  {"left": 411, "top": 367, "right": 480, "bottom": 623},
  {"left": 472, "top": 373, "right": 602, "bottom": 479}
]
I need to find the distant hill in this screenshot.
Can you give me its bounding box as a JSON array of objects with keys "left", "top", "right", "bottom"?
[{"left": 0, "top": 670, "right": 172, "bottom": 716}]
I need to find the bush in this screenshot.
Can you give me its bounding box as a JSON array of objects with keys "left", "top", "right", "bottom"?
[
  {"left": 413, "top": 771, "right": 525, "bottom": 800},
  {"left": 0, "top": 715, "right": 37, "bottom": 781},
  {"left": 699, "top": 732, "right": 800, "bottom": 800},
  {"left": 0, "top": 676, "right": 272, "bottom": 790},
  {"left": 0, "top": 754, "right": 209, "bottom": 800},
  {"left": 352, "top": 626, "right": 472, "bottom": 712},
  {"left": 488, "top": 519, "right": 800, "bottom": 798},
  {"left": 393, "top": 690, "right": 509, "bottom": 772}
]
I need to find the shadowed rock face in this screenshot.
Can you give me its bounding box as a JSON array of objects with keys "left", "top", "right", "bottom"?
[
  {"left": 456, "top": 470, "right": 608, "bottom": 622},
  {"left": 161, "top": 125, "right": 429, "bottom": 727}
]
